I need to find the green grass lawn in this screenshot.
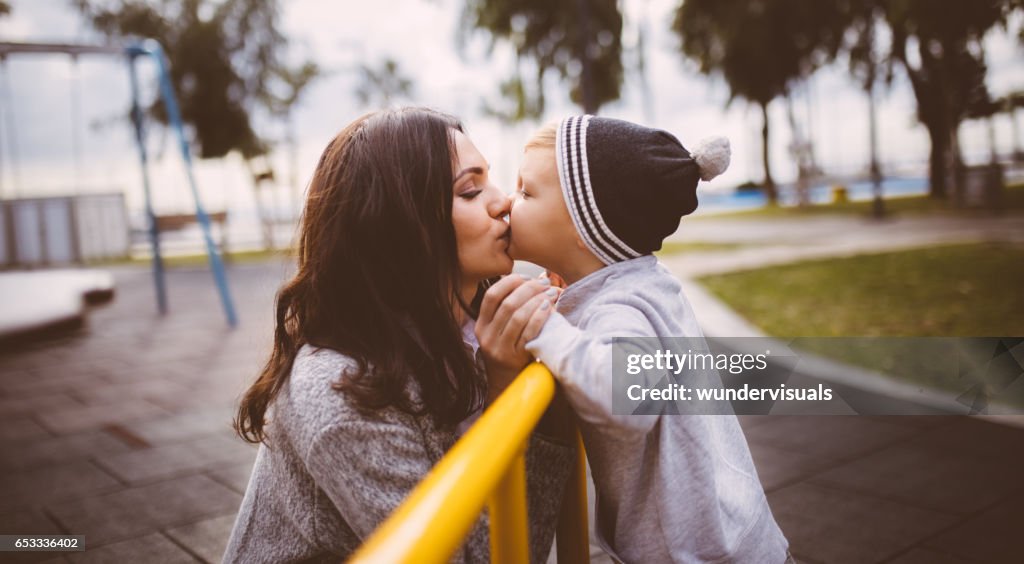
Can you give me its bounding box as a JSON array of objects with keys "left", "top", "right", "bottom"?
[
  {"left": 698, "top": 242, "right": 1024, "bottom": 399},
  {"left": 690, "top": 181, "right": 1024, "bottom": 220}
]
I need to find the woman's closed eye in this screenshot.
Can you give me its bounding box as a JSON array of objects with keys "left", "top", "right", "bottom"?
[
  {"left": 454, "top": 165, "right": 489, "bottom": 199},
  {"left": 458, "top": 184, "right": 481, "bottom": 199}
]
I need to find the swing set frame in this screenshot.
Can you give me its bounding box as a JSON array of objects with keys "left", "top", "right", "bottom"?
[{"left": 0, "top": 39, "right": 237, "bottom": 327}]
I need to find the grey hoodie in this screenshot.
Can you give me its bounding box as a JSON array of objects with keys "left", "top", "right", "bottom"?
[
  {"left": 526, "top": 255, "right": 788, "bottom": 563},
  {"left": 222, "top": 343, "right": 574, "bottom": 563}
]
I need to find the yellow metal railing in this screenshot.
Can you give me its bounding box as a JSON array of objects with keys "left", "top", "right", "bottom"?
[{"left": 349, "top": 362, "right": 589, "bottom": 564}]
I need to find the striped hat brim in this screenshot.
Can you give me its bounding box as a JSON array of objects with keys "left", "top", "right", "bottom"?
[{"left": 554, "top": 115, "right": 643, "bottom": 265}]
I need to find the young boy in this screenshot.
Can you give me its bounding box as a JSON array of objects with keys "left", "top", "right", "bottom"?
[{"left": 508, "top": 115, "right": 790, "bottom": 563}]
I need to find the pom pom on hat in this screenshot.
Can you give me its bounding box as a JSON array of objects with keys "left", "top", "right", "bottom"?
[{"left": 690, "top": 136, "right": 731, "bottom": 181}]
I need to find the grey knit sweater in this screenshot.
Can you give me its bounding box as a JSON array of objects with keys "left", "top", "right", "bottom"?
[
  {"left": 223, "top": 343, "right": 575, "bottom": 563},
  {"left": 526, "top": 255, "right": 789, "bottom": 563}
]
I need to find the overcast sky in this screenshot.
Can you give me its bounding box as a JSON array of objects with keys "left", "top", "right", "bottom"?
[{"left": 1, "top": 0, "right": 1021, "bottom": 217}]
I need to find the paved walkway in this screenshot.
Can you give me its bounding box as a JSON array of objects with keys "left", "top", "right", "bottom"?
[
  {"left": 0, "top": 262, "right": 281, "bottom": 563},
  {"left": 655, "top": 211, "right": 1023, "bottom": 563},
  {"left": 1, "top": 222, "right": 1021, "bottom": 562}
]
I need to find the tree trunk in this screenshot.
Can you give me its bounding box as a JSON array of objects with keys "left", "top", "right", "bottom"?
[
  {"left": 761, "top": 102, "right": 777, "bottom": 205},
  {"left": 576, "top": 0, "right": 598, "bottom": 114},
  {"left": 635, "top": 9, "right": 655, "bottom": 124},
  {"left": 785, "top": 93, "right": 809, "bottom": 207},
  {"left": 987, "top": 116, "right": 998, "bottom": 165},
  {"left": 1011, "top": 107, "right": 1023, "bottom": 161},
  {"left": 898, "top": 39, "right": 951, "bottom": 201},
  {"left": 925, "top": 120, "right": 949, "bottom": 200},
  {"left": 867, "top": 81, "right": 885, "bottom": 218},
  {"left": 949, "top": 122, "right": 966, "bottom": 207},
  {"left": 287, "top": 113, "right": 302, "bottom": 224},
  {"left": 243, "top": 156, "right": 275, "bottom": 251}
]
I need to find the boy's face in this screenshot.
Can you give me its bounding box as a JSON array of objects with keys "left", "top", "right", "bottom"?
[{"left": 508, "top": 148, "right": 580, "bottom": 268}]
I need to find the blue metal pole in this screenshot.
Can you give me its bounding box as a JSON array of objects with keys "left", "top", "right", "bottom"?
[
  {"left": 129, "top": 41, "right": 238, "bottom": 327},
  {"left": 126, "top": 52, "right": 167, "bottom": 315}
]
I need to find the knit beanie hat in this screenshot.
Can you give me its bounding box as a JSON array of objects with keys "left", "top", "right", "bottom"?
[{"left": 554, "top": 115, "right": 730, "bottom": 264}]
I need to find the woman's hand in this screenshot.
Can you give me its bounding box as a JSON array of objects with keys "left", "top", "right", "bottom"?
[{"left": 476, "top": 273, "right": 560, "bottom": 404}]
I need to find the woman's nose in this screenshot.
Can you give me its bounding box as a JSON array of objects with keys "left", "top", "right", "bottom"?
[{"left": 489, "top": 190, "right": 512, "bottom": 218}]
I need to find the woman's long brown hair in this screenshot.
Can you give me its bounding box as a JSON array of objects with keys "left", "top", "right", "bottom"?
[{"left": 235, "top": 108, "right": 486, "bottom": 444}]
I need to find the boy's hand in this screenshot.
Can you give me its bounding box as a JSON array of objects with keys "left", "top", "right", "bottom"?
[
  {"left": 545, "top": 271, "right": 568, "bottom": 290},
  {"left": 476, "top": 274, "right": 560, "bottom": 403}
]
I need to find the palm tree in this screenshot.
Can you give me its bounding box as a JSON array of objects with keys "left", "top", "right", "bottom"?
[
  {"left": 673, "top": 0, "right": 846, "bottom": 205},
  {"left": 262, "top": 61, "right": 320, "bottom": 225},
  {"left": 481, "top": 65, "right": 544, "bottom": 124},
  {"left": 75, "top": 0, "right": 319, "bottom": 251},
  {"left": 75, "top": 0, "right": 316, "bottom": 161},
  {"left": 844, "top": 0, "right": 892, "bottom": 217},
  {"left": 353, "top": 57, "right": 414, "bottom": 109},
  {"left": 460, "top": 0, "right": 624, "bottom": 115},
  {"left": 883, "top": 0, "right": 1013, "bottom": 201}
]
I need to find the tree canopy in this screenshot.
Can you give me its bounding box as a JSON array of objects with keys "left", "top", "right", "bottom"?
[
  {"left": 673, "top": 0, "right": 847, "bottom": 199},
  {"left": 674, "top": 0, "right": 1021, "bottom": 201},
  {"left": 353, "top": 57, "right": 415, "bottom": 109},
  {"left": 460, "top": 0, "right": 624, "bottom": 115},
  {"left": 73, "top": 0, "right": 318, "bottom": 160},
  {"left": 883, "top": 0, "right": 1014, "bottom": 198}
]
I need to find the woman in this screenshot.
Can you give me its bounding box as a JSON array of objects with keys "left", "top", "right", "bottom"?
[{"left": 224, "top": 107, "right": 574, "bottom": 563}]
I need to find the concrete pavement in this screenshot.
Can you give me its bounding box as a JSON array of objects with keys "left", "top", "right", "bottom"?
[{"left": 0, "top": 238, "right": 1021, "bottom": 562}]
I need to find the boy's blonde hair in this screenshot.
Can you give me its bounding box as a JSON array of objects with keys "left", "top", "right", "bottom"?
[{"left": 524, "top": 121, "right": 558, "bottom": 151}]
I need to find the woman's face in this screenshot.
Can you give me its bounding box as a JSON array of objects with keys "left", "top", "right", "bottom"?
[{"left": 451, "top": 129, "right": 513, "bottom": 287}]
